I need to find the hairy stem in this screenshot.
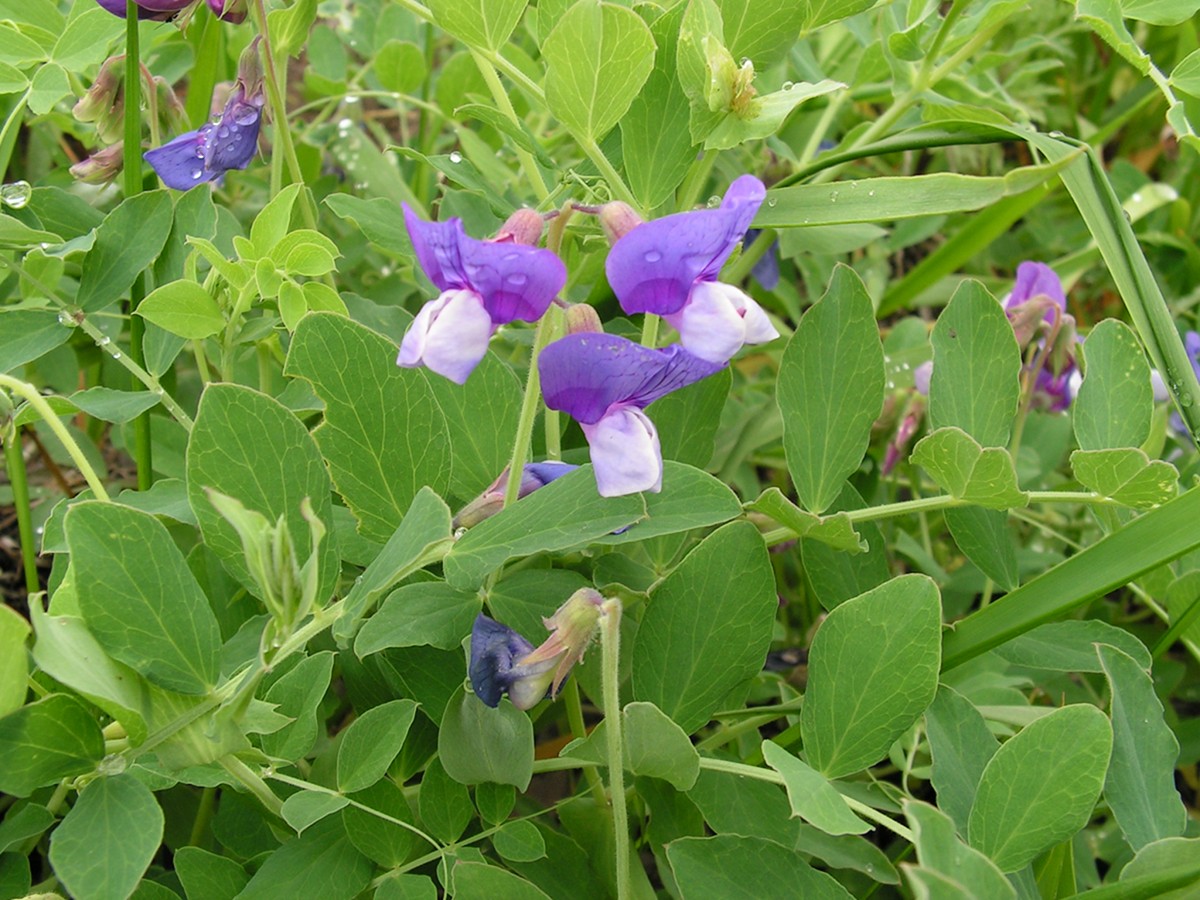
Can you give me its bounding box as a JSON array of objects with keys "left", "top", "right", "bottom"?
[{"left": 599, "top": 598, "right": 630, "bottom": 900}]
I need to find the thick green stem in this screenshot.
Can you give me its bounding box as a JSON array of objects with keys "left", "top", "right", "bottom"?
[
  {"left": 188, "top": 787, "right": 216, "bottom": 847},
  {"left": 502, "top": 314, "right": 557, "bottom": 509},
  {"left": 676, "top": 148, "right": 717, "bottom": 213},
  {"left": 563, "top": 679, "right": 607, "bottom": 805},
  {"left": 470, "top": 49, "right": 549, "bottom": 202},
  {"left": 0, "top": 375, "right": 110, "bottom": 501},
  {"left": 2, "top": 427, "right": 39, "bottom": 594},
  {"left": 599, "top": 599, "right": 630, "bottom": 900},
  {"left": 219, "top": 756, "right": 282, "bottom": 817}
]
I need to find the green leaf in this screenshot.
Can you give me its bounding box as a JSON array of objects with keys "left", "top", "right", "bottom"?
[
  {"left": 621, "top": 4, "right": 696, "bottom": 210},
  {"left": 136, "top": 281, "right": 224, "bottom": 340},
  {"left": 993, "top": 620, "right": 1152, "bottom": 672},
  {"left": 323, "top": 194, "right": 413, "bottom": 259},
  {"left": 267, "top": 0, "right": 317, "bottom": 58},
  {"left": 0, "top": 804, "right": 54, "bottom": 854},
  {"left": 51, "top": 5, "right": 120, "bottom": 69},
  {"left": 341, "top": 780, "right": 422, "bottom": 868},
  {"left": 967, "top": 705, "right": 1112, "bottom": 872},
  {"left": 589, "top": 462, "right": 743, "bottom": 548},
  {"left": 49, "top": 775, "right": 163, "bottom": 900},
  {"left": 261, "top": 651, "right": 335, "bottom": 761},
  {"left": 717, "top": 0, "right": 805, "bottom": 69},
  {"left": 335, "top": 487, "right": 454, "bottom": 644},
  {"left": 27, "top": 62, "right": 69, "bottom": 114},
  {"left": 746, "top": 488, "right": 865, "bottom": 552},
  {"left": 801, "top": 0, "right": 880, "bottom": 32},
  {"left": 704, "top": 80, "right": 844, "bottom": 151},
  {"left": 443, "top": 466, "right": 644, "bottom": 590},
  {"left": 928, "top": 281, "right": 1021, "bottom": 446},
  {"left": 631, "top": 521, "right": 777, "bottom": 734},
  {"left": 237, "top": 818, "right": 373, "bottom": 900},
  {"left": 648, "top": 366, "right": 731, "bottom": 468},
  {"left": 281, "top": 792, "right": 350, "bottom": 833},
  {"left": 427, "top": 0, "right": 527, "bottom": 51},
  {"left": 779, "top": 265, "right": 885, "bottom": 514},
  {"left": 1074, "top": 320, "right": 1153, "bottom": 450},
  {"left": 418, "top": 758, "right": 473, "bottom": 843},
  {"left": 374, "top": 40, "right": 426, "bottom": 93},
  {"left": 1070, "top": 448, "right": 1178, "bottom": 508},
  {"left": 76, "top": 191, "right": 173, "bottom": 311},
  {"left": 622, "top": 702, "right": 700, "bottom": 791},
  {"left": 285, "top": 313, "right": 452, "bottom": 541},
  {"left": 903, "top": 800, "right": 1015, "bottom": 900},
  {"left": 374, "top": 874, "right": 438, "bottom": 900},
  {"left": 68, "top": 387, "right": 159, "bottom": 424},
  {"left": 761, "top": 741, "right": 870, "bottom": 835},
  {"left": 493, "top": 821, "right": 547, "bottom": 863},
  {"left": 0, "top": 216, "right": 60, "bottom": 250},
  {"left": 0, "top": 309, "right": 70, "bottom": 372},
  {"left": 354, "top": 583, "right": 480, "bottom": 655},
  {"left": 0, "top": 606, "right": 29, "bottom": 716},
  {"left": 1171, "top": 49, "right": 1200, "bottom": 95},
  {"left": 451, "top": 862, "right": 553, "bottom": 900},
  {"left": 800, "top": 484, "right": 890, "bottom": 610},
  {"left": 667, "top": 835, "right": 854, "bottom": 899},
  {"left": 945, "top": 508, "right": 1019, "bottom": 591},
  {"left": 439, "top": 687, "right": 534, "bottom": 790},
  {"left": 801, "top": 574, "right": 941, "bottom": 778},
  {"left": 1120, "top": 0, "right": 1200, "bottom": 26},
  {"left": 337, "top": 699, "right": 418, "bottom": 793},
  {"left": 1118, "top": 837, "right": 1200, "bottom": 899},
  {"left": 925, "top": 686, "right": 999, "bottom": 834},
  {"left": 911, "top": 427, "right": 1026, "bottom": 508},
  {"left": 1096, "top": 644, "right": 1187, "bottom": 850},
  {"left": 173, "top": 847, "right": 249, "bottom": 900},
  {"left": 542, "top": 0, "right": 655, "bottom": 142},
  {"left": 66, "top": 502, "right": 220, "bottom": 694},
  {"left": 0, "top": 695, "right": 103, "bottom": 797}
]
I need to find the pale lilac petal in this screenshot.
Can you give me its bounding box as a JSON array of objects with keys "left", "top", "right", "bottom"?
[
  {"left": 403, "top": 205, "right": 565, "bottom": 324},
  {"left": 581, "top": 406, "right": 662, "bottom": 496},
  {"left": 1008, "top": 261, "right": 1065, "bottom": 319},
  {"left": 1186, "top": 331, "right": 1200, "bottom": 380},
  {"left": 538, "top": 333, "right": 723, "bottom": 424},
  {"left": 665, "top": 280, "right": 777, "bottom": 363},
  {"left": 607, "top": 175, "right": 766, "bottom": 315},
  {"left": 913, "top": 361, "right": 933, "bottom": 396},
  {"left": 397, "top": 289, "right": 493, "bottom": 384},
  {"left": 742, "top": 295, "right": 779, "bottom": 344},
  {"left": 144, "top": 127, "right": 219, "bottom": 191}
]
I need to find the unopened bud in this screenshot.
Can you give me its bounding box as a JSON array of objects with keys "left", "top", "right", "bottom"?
[
  {"left": 1047, "top": 314, "right": 1078, "bottom": 378},
  {"left": 564, "top": 303, "right": 603, "bottom": 335},
  {"left": 154, "top": 76, "right": 188, "bottom": 135},
  {"left": 237, "top": 36, "right": 264, "bottom": 101},
  {"left": 598, "top": 201, "right": 643, "bottom": 245},
  {"left": 208, "top": 0, "right": 247, "bottom": 23},
  {"left": 74, "top": 55, "right": 124, "bottom": 124},
  {"left": 453, "top": 461, "right": 577, "bottom": 529},
  {"left": 493, "top": 208, "right": 545, "bottom": 246},
  {"left": 1006, "top": 295, "right": 1058, "bottom": 350},
  {"left": 70, "top": 144, "right": 124, "bottom": 185}
]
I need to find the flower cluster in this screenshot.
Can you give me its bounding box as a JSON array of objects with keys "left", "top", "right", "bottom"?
[{"left": 400, "top": 177, "right": 776, "bottom": 497}]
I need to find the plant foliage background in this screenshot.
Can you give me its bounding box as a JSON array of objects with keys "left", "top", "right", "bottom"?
[{"left": 1, "top": 0, "right": 1200, "bottom": 898}]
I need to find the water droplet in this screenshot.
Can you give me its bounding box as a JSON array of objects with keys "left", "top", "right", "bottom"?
[
  {"left": 643, "top": 250, "right": 662, "bottom": 263},
  {"left": 1049, "top": 130, "right": 1064, "bottom": 138},
  {"left": 192, "top": 169, "right": 203, "bottom": 180},
  {"left": 706, "top": 195, "right": 721, "bottom": 208},
  {"left": 111, "top": 351, "right": 121, "bottom": 359},
  {"left": 766, "top": 197, "right": 777, "bottom": 208},
  {"left": 448, "top": 151, "right": 463, "bottom": 163},
  {"left": 739, "top": 57, "right": 751, "bottom": 68},
  {"left": 782, "top": 81, "right": 794, "bottom": 91},
  {"left": 886, "top": 380, "right": 895, "bottom": 389},
  {"left": 98, "top": 336, "right": 111, "bottom": 346},
  {"left": 1132, "top": 192, "right": 1143, "bottom": 203},
  {"left": 1180, "top": 392, "right": 1195, "bottom": 408},
  {"left": 194, "top": 147, "right": 205, "bottom": 159},
  {"left": 830, "top": 191, "right": 838, "bottom": 203},
  {"left": 57, "top": 311, "right": 74, "bottom": 327},
  {"left": 345, "top": 95, "right": 360, "bottom": 104},
  {"left": 34, "top": 526, "right": 43, "bottom": 536},
  {"left": 337, "top": 118, "right": 353, "bottom": 131},
  {"left": 507, "top": 273, "right": 527, "bottom": 286},
  {"left": 1, "top": 180, "right": 32, "bottom": 209},
  {"left": 868, "top": 190, "right": 875, "bottom": 197},
  {"left": 218, "top": 126, "right": 229, "bottom": 138},
  {"left": 849, "top": 181, "right": 858, "bottom": 189}
]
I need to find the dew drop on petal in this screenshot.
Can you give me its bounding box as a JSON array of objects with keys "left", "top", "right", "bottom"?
[
  {"left": 507, "top": 273, "right": 527, "bottom": 286},
  {"left": 782, "top": 81, "right": 794, "bottom": 91},
  {"left": 218, "top": 126, "right": 230, "bottom": 138},
  {"left": 192, "top": 169, "right": 203, "bottom": 180},
  {"left": 643, "top": 250, "right": 662, "bottom": 263}
]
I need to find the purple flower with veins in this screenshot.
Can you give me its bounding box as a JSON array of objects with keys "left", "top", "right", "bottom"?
[
  {"left": 606, "top": 175, "right": 779, "bottom": 363},
  {"left": 399, "top": 205, "right": 566, "bottom": 384},
  {"left": 539, "top": 333, "right": 723, "bottom": 496},
  {"left": 144, "top": 43, "right": 264, "bottom": 190},
  {"left": 469, "top": 614, "right": 557, "bottom": 710},
  {"left": 94, "top": 0, "right": 190, "bottom": 18}
]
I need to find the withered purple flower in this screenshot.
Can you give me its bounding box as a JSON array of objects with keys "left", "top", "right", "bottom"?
[
  {"left": 453, "top": 461, "right": 578, "bottom": 529},
  {"left": 605, "top": 175, "right": 778, "bottom": 363},
  {"left": 469, "top": 614, "right": 556, "bottom": 710},
  {"left": 399, "top": 206, "right": 566, "bottom": 384},
  {"left": 539, "top": 333, "right": 723, "bottom": 496}
]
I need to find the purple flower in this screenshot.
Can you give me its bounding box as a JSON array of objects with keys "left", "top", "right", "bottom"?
[
  {"left": 207, "top": 0, "right": 246, "bottom": 22},
  {"left": 144, "top": 75, "right": 263, "bottom": 191},
  {"left": 399, "top": 205, "right": 566, "bottom": 384},
  {"left": 94, "top": 0, "right": 190, "bottom": 18},
  {"left": 453, "top": 461, "right": 578, "bottom": 528},
  {"left": 1003, "top": 261, "right": 1078, "bottom": 412},
  {"left": 539, "top": 333, "right": 723, "bottom": 496},
  {"left": 469, "top": 614, "right": 556, "bottom": 710},
  {"left": 605, "top": 175, "right": 778, "bottom": 363}
]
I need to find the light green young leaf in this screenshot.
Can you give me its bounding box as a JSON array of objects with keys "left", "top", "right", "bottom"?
[
  {"left": 136, "top": 280, "right": 225, "bottom": 340},
  {"left": 69, "top": 387, "right": 159, "bottom": 424},
  {"left": 542, "top": 0, "right": 655, "bottom": 143},
  {"left": 717, "top": 0, "right": 806, "bottom": 69},
  {"left": 623, "top": 702, "right": 700, "bottom": 791},
  {"left": 427, "top": 0, "right": 527, "bottom": 51},
  {"left": 49, "top": 775, "right": 163, "bottom": 900},
  {"left": 1096, "top": 644, "right": 1186, "bottom": 850},
  {"left": 779, "top": 265, "right": 885, "bottom": 514},
  {"left": 968, "top": 705, "right": 1112, "bottom": 872},
  {"left": 704, "top": 80, "right": 844, "bottom": 150},
  {"left": 1171, "top": 49, "right": 1200, "bottom": 95},
  {"left": 802, "top": 575, "right": 942, "bottom": 778},
  {"left": 1070, "top": 448, "right": 1178, "bottom": 508},
  {"left": 492, "top": 821, "right": 547, "bottom": 863},
  {"left": 439, "top": 687, "right": 534, "bottom": 790},
  {"left": 261, "top": 651, "right": 335, "bottom": 762},
  {"left": 761, "top": 741, "right": 869, "bottom": 835},
  {"left": 0, "top": 695, "right": 103, "bottom": 797},
  {"left": 746, "top": 487, "right": 865, "bottom": 553},
  {"left": 1121, "top": 0, "right": 1200, "bottom": 25},
  {"left": 354, "top": 583, "right": 480, "bottom": 656},
  {"left": 911, "top": 428, "right": 1027, "bottom": 509},
  {"left": 0, "top": 605, "right": 29, "bottom": 717},
  {"left": 1074, "top": 319, "right": 1153, "bottom": 450},
  {"left": 281, "top": 792, "right": 350, "bottom": 834},
  {"left": 1074, "top": 0, "right": 1151, "bottom": 74}
]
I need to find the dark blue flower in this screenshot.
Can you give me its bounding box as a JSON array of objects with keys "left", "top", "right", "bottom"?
[{"left": 469, "top": 614, "right": 556, "bottom": 710}]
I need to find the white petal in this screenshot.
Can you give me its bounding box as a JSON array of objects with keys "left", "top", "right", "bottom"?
[
  {"left": 664, "top": 281, "right": 746, "bottom": 364},
  {"left": 740, "top": 294, "right": 779, "bottom": 344},
  {"left": 397, "top": 289, "right": 493, "bottom": 384},
  {"left": 581, "top": 406, "right": 662, "bottom": 497},
  {"left": 1150, "top": 369, "right": 1170, "bottom": 403}
]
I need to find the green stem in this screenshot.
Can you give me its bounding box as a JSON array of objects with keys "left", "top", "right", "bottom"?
[
  {"left": 722, "top": 228, "right": 776, "bottom": 285},
  {"left": 599, "top": 599, "right": 630, "bottom": 900},
  {"left": 2, "top": 426, "right": 39, "bottom": 594},
  {"left": 563, "top": 679, "right": 607, "bottom": 805},
  {"left": 470, "top": 49, "right": 549, "bottom": 201},
  {"left": 639, "top": 313, "right": 659, "bottom": 349},
  {"left": 188, "top": 787, "right": 216, "bottom": 847},
  {"left": 0, "top": 375, "right": 110, "bottom": 501},
  {"left": 676, "top": 148, "right": 717, "bottom": 213},
  {"left": 696, "top": 757, "right": 914, "bottom": 842},
  {"left": 502, "top": 313, "right": 557, "bottom": 509},
  {"left": 0, "top": 92, "right": 29, "bottom": 182},
  {"left": 219, "top": 756, "right": 283, "bottom": 817},
  {"left": 580, "top": 137, "right": 639, "bottom": 211}
]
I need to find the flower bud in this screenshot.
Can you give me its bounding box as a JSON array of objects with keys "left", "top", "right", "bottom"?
[
  {"left": 598, "top": 201, "right": 644, "bottom": 245},
  {"left": 237, "top": 37, "right": 265, "bottom": 102},
  {"left": 154, "top": 76, "right": 188, "bottom": 136},
  {"left": 453, "top": 461, "right": 577, "bottom": 529},
  {"left": 208, "top": 0, "right": 247, "bottom": 23},
  {"left": 74, "top": 55, "right": 124, "bottom": 125},
  {"left": 564, "top": 302, "right": 603, "bottom": 335},
  {"left": 517, "top": 588, "right": 605, "bottom": 697},
  {"left": 494, "top": 208, "right": 545, "bottom": 246},
  {"left": 70, "top": 143, "right": 124, "bottom": 185},
  {"left": 1005, "top": 294, "right": 1058, "bottom": 350}
]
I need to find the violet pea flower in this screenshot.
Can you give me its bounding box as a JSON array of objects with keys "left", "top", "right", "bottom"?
[
  {"left": 539, "top": 333, "right": 723, "bottom": 497},
  {"left": 94, "top": 0, "right": 190, "bottom": 18},
  {"left": 453, "top": 461, "right": 578, "bottom": 529},
  {"left": 399, "top": 205, "right": 566, "bottom": 384},
  {"left": 1003, "top": 261, "right": 1079, "bottom": 412},
  {"left": 469, "top": 614, "right": 557, "bottom": 710},
  {"left": 606, "top": 175, "right": 779, "bottom": 364}
]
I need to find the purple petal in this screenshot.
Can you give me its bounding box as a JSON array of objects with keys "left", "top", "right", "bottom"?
[
  {"left": 144, "top": 127, "right": 220, "bottom": 191},
  {"left": 581, "top": 406, "right": 662, "bottom": 496},
  {"left": 1008, "top": 262, "right": 1065, "bottom": 318},
  {"left": 469, "top": 614, "right": 536, "bottom": 708},
  {"left": 606, "top": 175, "right": 766, "bottom": 315},
  {"left": 538, "top": 333, "right": 723, "bottom": 424},
  {"left": 93, "top": 0, "right": 177, "bottom": 17},
  {"left": 204, "top": 92, "right": 261, "bottom": 173},
  {"left": 1186, "top": 331, "right": 1200, "bottom": 380},
  {"left": 135, "top": 0, "right": 193, "bottom": 9},
  {"left": 402, "top": 205, "right": 565, "bottom": 324},
  {"left": 522, "top": 461, "right": 578, "bottom": 492}
]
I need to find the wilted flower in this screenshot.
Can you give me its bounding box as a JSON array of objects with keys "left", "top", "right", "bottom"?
[
  {"left": 399, "top": 206, "right": 566, "bottom": 383},
  {"left": 515, "top": 588, "right": 605, "bottom": 697},
  {"left": 605, "top": 175, "right": 778, "bottom": 363},
  {"left": 469, "top": 614, "right": 557, "bottom": 710},
  {"left": 453, "top": 461, "right": 578, "bottom": 529},
  {"left": 539, "top": 333, "right": 723, "bottom": 496},
  {"left": 70, "top": 143, "right": 125, "bottom": 185},
  {"left": 144, "top": 40, "right": 264, "bottom": 190}
]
